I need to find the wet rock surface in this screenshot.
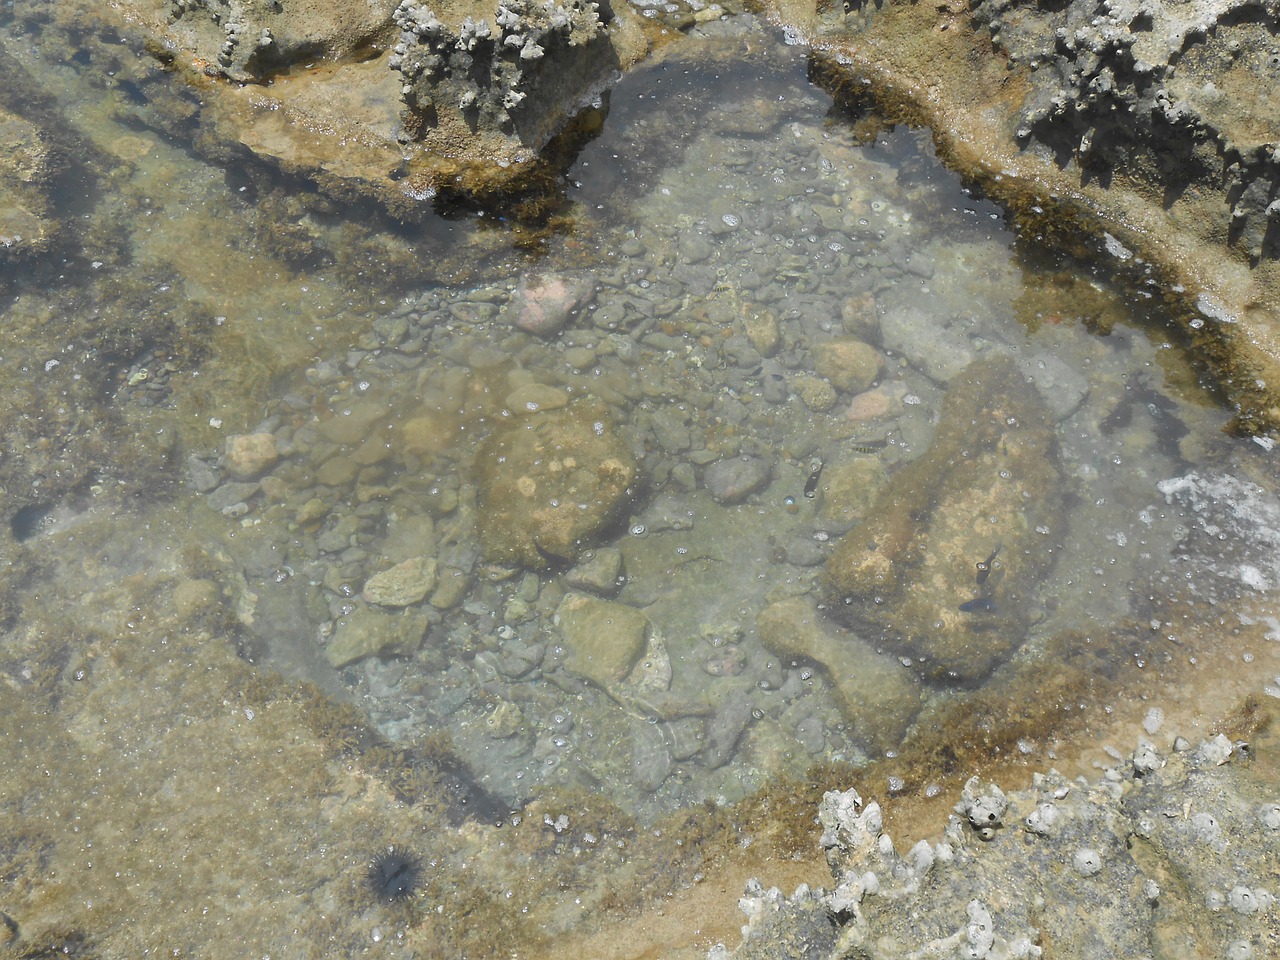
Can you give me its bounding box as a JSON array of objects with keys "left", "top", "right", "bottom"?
[
  {"left": 476, "top": 404, "right": 639, "bottom": 568},
  {"left": 822, "top": 356, "right": 1064, "bottom": 683},
  {"left": 723, "top": 734, "right": 1280, "bottom": 959},
  {"left": 100, "top": 0, "right": 648, "bottom": 213}
]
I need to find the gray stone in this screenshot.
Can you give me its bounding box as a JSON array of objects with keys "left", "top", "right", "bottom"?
[{"left": 705, "top": 455, "right": 772, "bottom": 504}]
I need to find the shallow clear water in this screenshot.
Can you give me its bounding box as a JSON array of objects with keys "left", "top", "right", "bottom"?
[{"left": 3, "top": 6, "right": 1280, "bottom": 956}]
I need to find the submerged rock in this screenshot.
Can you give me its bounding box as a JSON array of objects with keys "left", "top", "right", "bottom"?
[
  {"left": 476, "top": 404, "right": 638, "bottom": 569},
  {"left": 0, "top": 106, "right": 59, "bottom": 262},
  {"left": 554, "top": 593, "right": 648, "bottom": 688},
  {"left": 822, "top": 356, "right": 1063, "bottom": 684},
  {"left": 756, "top": 596, "right": 921, "bottom": 753}
]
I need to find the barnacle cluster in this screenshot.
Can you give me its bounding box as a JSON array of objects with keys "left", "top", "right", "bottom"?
[{"left": 390, "top": 0, "right": 612, "bottom": 144}]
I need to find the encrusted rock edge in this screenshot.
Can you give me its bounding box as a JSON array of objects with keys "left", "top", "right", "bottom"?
[{"left": 720, "top": 733, "right": 1279, "bottom": 959}]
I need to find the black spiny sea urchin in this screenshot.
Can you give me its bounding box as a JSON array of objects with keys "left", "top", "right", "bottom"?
[{"left": 367, "top": 846, "right": 422, "bottom": 902}]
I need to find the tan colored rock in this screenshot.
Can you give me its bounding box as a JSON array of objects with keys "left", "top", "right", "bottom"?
[
  {"left": 324, "top": 606, "right": 427, "bottom": 667},
  {"left": 756, "top": 596, "right": 921, "bottom": 752},
  {"left": 362, "top": 556, "right": 438, "bottom": 607},
  {"left": 822, "top": 356, "right": 1062, "bottom": 683},
  {"left": 315, "top": 455, "right": 357, "bottom": 487},
  {"left": 813, "top": 338, "right": 884, "bottom": 393},
  {"left": 400, "top": 410, "right": 461, "bottom": 458},
  {"left": 172, "top": 578, "right": 220, "bottom": 621},
  {"left": 742, "top": 307, "right": 780, "bottom": 357},
  {"left": 816, "top": 458, "right": 888, "bottom": 529},
  {"left": 555, "top": 593, "right": 649, "bottom": 689},
  {"left": 224, "top": 433, "right": 279, "bottom": 479},
  {"left": 841, "top": 292, "right": 879, "bottom": 339},
  {"left": 846, "top": 388, "right": 894, "bottom": 421},
  {"left": 0, "top": 108, "right": 58, "bottom": 261},
  {"left": 476, "top": 403, "right": 638, "bottom": 569},
  {"left": 505, "top": 383, "right": 570, "bottom": 414},
  {"left": 792, "top": 373, "right": 838, "bottom": 412},
  {"left": 428, "top": 566, "right": 471, "bottom": 609},
  {"left": 318, "top": 400, "right": 388, "bottom": 445}
]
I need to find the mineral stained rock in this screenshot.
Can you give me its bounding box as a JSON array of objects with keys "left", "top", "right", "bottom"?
[
  {"left": 822, "top": 356, "right": 1063, "bottom": 684},
  {"left": 726, "top": 734, "right": 1280, "bottom": 960},
  {"left": 476, "top": 404, "right": 638, "bottom": 569}
]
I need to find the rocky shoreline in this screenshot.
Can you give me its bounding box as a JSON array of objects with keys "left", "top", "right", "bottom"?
[
  {"left": 3, "top": 1, "right": 1280, "bottom": 957},
  {"left": 3, "top": 0, "right": 1244, "bottom": 432},
  {"left": 722, "top": 728, "right": 1280, "bottom": 959}
]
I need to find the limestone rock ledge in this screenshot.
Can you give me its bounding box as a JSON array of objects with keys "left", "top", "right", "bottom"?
[
  {"left": 109, "top": 0, "right": 648, "bottom": 213},
  {"left": 755, "top": 0, "right": 1280, "bottom": 434},
  {"left": 723, "top": 735, "right": 1279, "bottom": 959}
]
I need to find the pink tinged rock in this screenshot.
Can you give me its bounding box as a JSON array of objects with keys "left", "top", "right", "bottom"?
[
  {"left": 507, "top": 275, "right": 596, "bottom": 336},
  {"left": 846, "top": 388, "right": 893, "bottom": 421},
  {"left": 224, "top": 432, "right": 279, "bottom": 479}
]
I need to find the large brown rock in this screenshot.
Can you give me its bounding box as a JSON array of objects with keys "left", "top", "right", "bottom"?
[
  {"left": 822, "top": 356, "right": 1063, "bottom": 684},
  {"left": 476, "top": 403, "right": 638, "bottom": 569}
]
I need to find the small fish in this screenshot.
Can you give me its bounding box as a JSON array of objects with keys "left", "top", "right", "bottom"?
[
  {"left": 959, "top": 596, "right": 997, "bottom": 614},
  {"left": 804, "top": 460, "right": 824, "bottom": 498},
  {"left": 849, "top": 438, "right": 888, "bottom": 455},
  {"left": 975, "top": 544, "right": 1002, "bottom": 585}
]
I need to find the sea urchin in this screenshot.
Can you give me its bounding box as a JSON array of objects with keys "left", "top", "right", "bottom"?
[{"left": 368, "top": 846, "right": 422, "bottom": 902}]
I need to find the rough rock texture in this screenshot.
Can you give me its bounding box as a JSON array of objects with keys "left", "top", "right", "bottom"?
[
  {"left": 725, "top": 735, "right": 1280, "bottom": 959},
  {"left": 0, "top": 107, "right": 58, "bottom": 261},
  {"left": 971, "top": 0, "right": 1280, "bottom": 263},
  {"left": 475, "top": 403, "right": 639, "bottom": 569},
  {"left": 105, "top": 0, "right": 648, "bottom": 213},
  {"left": 822, "top": 356, "right": 1063, "bottom": 684},
  {"left": 747, "top": 0, "right": 1280, "bottom": 433},
  {"left": 392, "top": 0, "right": 620, "bottom": 150}
]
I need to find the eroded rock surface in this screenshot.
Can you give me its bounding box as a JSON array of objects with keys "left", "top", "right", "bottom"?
[
  {"left": 822, "top": 356, "right": 1063, "bottom": 683},
  {"left": 0, "top": 105, "right": 59, "bottom": 261},
  {"left": 476, "top": 403, "right": 639, "bottom": 569},
  {"left": 106, "top": 0, "right": 647, "bottom": 210},
  {"left": 725, "top": 734, "right": 1280, "bottom": 959}
]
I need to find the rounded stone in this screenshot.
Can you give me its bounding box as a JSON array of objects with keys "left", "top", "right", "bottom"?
[
  {"left": 705, "top": 455, "right": 772, "bottom": 504},
  {"left": 476, "top": 404, "right": 638, "bottom": 569},
  {"left": 224, "top": 432, "right": 279, "bottom": 479},
  {"left": 812, "top": 338, "right": 883, "bottom": 393},
  {"left": 793, "top": 373, "right": 838, "bottom": 412}
]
